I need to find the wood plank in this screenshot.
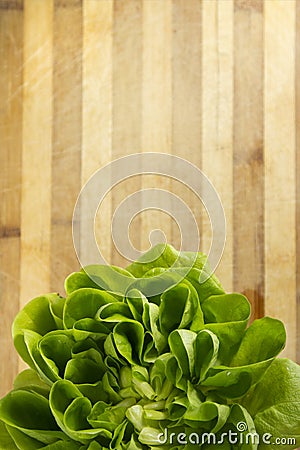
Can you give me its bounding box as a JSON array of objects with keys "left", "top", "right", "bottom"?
[
  {"left": 172, "top": 0, "right": 202, "bottom": 255},
  {"left": 0, "top": 7, "right": 23, "bottom": 395},
  {"left": 21, "top": 0, "right": 53, "bottom": 314},
  {"left": 82, "top": 0, "right": 113, "bottom": 266},
  {"left": 141, "top": 0, "right": 172, "bottom": 254},
  {"left": 202, "top": 0, "right": 233, "bottom": 292},
  {"left": 112, "top": 0, "right": 142, "bottom": 267},
  {"left": 264, "top": 0, "right": 296, "bottom": 359},
  {"left": 51, "top": 0, "right": 82, "bottom": 293},
  {"left": 233, "top": 0, "right": 264, "bottom": 319},
  {"left": 0, "top": 0, "right": 299, "bottom": 394},
  {"left": 0, "top": 0, "right": 22, "bottom": 9},
  {"left": 297, "top": 0, "right": 300, "bottom": 364}
]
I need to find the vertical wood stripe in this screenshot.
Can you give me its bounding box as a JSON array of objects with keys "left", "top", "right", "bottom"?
[
  {"left": 141, "top": 0, "right": 172, "bottom": 252},
  {"left": 202, "top": 0, "right": 217, "bottom": 262},
  {"left": 51, "top": 0, "right": 82, "bottom": 294},
  {"left": 21, "top": 0, "right": 53, "bottom": 311},
  {"left": 82, "top": 0, "right": 113, "bottom": 265},
  {"left": 172, "top": 0, "right": 202, "bottom": 253},
  {"left": 233, "top": 0, "right": 264, "bottom": 321},
  {"left": 112, "top": 0, "right": 142, "bottom": 267},
  {"left": 264, "top": 0, "right": 296, "bottom": 360},
  {"left": 0, "top": 4, "right": 23, "bottom": 396},
  {"left": 297, "top": 0, "right": 300, "bottom": 365},
  {"left": 20, "top": 0, "right": 53, "bottom": 373},
  {"left": 202, "top": 0, "right": 234, "bottom": 293}
]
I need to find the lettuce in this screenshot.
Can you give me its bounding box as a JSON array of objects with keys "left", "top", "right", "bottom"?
[{"left": 0, "top": 244, "right": 299, "bottom": 449}]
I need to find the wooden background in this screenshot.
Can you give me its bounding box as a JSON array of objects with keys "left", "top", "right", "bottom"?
[{"left": 0, "top": 0, "right": 299, "bottom": 397}]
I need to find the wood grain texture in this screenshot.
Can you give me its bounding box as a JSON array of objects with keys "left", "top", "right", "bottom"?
[
  {"left": 141, "top": 0, "right": 173, "bottom": 252},
  {"left": 264, "top": 0, "right": 296, "bottom": 360},
  {"left": 21, "top": 0, "right": 53, "bottom": 311},
  {"left": 172, "top": 0, "right": 202, "bottom": 253},
  {"left": 233, "top": 0, "right": 264, "bottom": 320},
  {"left": 51, "top": 0, "right": 82, "bottom": 294},
  {"left": 202, "top": 0, "right": 234, "bottom": 292},
  {"left": 297, "top": 0, "right": 300, "bottom": 365},
  {"left": 112, "top": 0, "right": 142, "bottom": 266},
  {"left": 82, "top": 0, "right": 113, "bottom": 265},
  {"left": 0, "top": 6, "right": 23, "bottom": 396},
  {"left": 0, "top": 0, "right": 22, "bottom": 9},
  {"left": 0, "top": 0, "right": 300, "bottom": 396}
]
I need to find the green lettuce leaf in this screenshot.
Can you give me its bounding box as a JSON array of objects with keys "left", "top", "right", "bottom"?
[
  {"left": 0, "top": 244, "right": 299, "bottom": 450},
  {"left": 0, "top": 389, "right": 63, "bottom": 444},
  {"left": 0, "top": 420, "right": 19, "bottom": 450},
  {"left": 242, "top": 359, "right": 300, "bottom": 449},
  {"left": 13, "top": 294, "right": 64, "bottom": 367},
  {"left": 201, "top": 293, "right": 251, "bottom": 364}
]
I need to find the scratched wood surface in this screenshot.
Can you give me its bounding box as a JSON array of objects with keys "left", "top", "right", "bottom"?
[{"left": 0, "top": 0, "right": 299, "bottom": 396}]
